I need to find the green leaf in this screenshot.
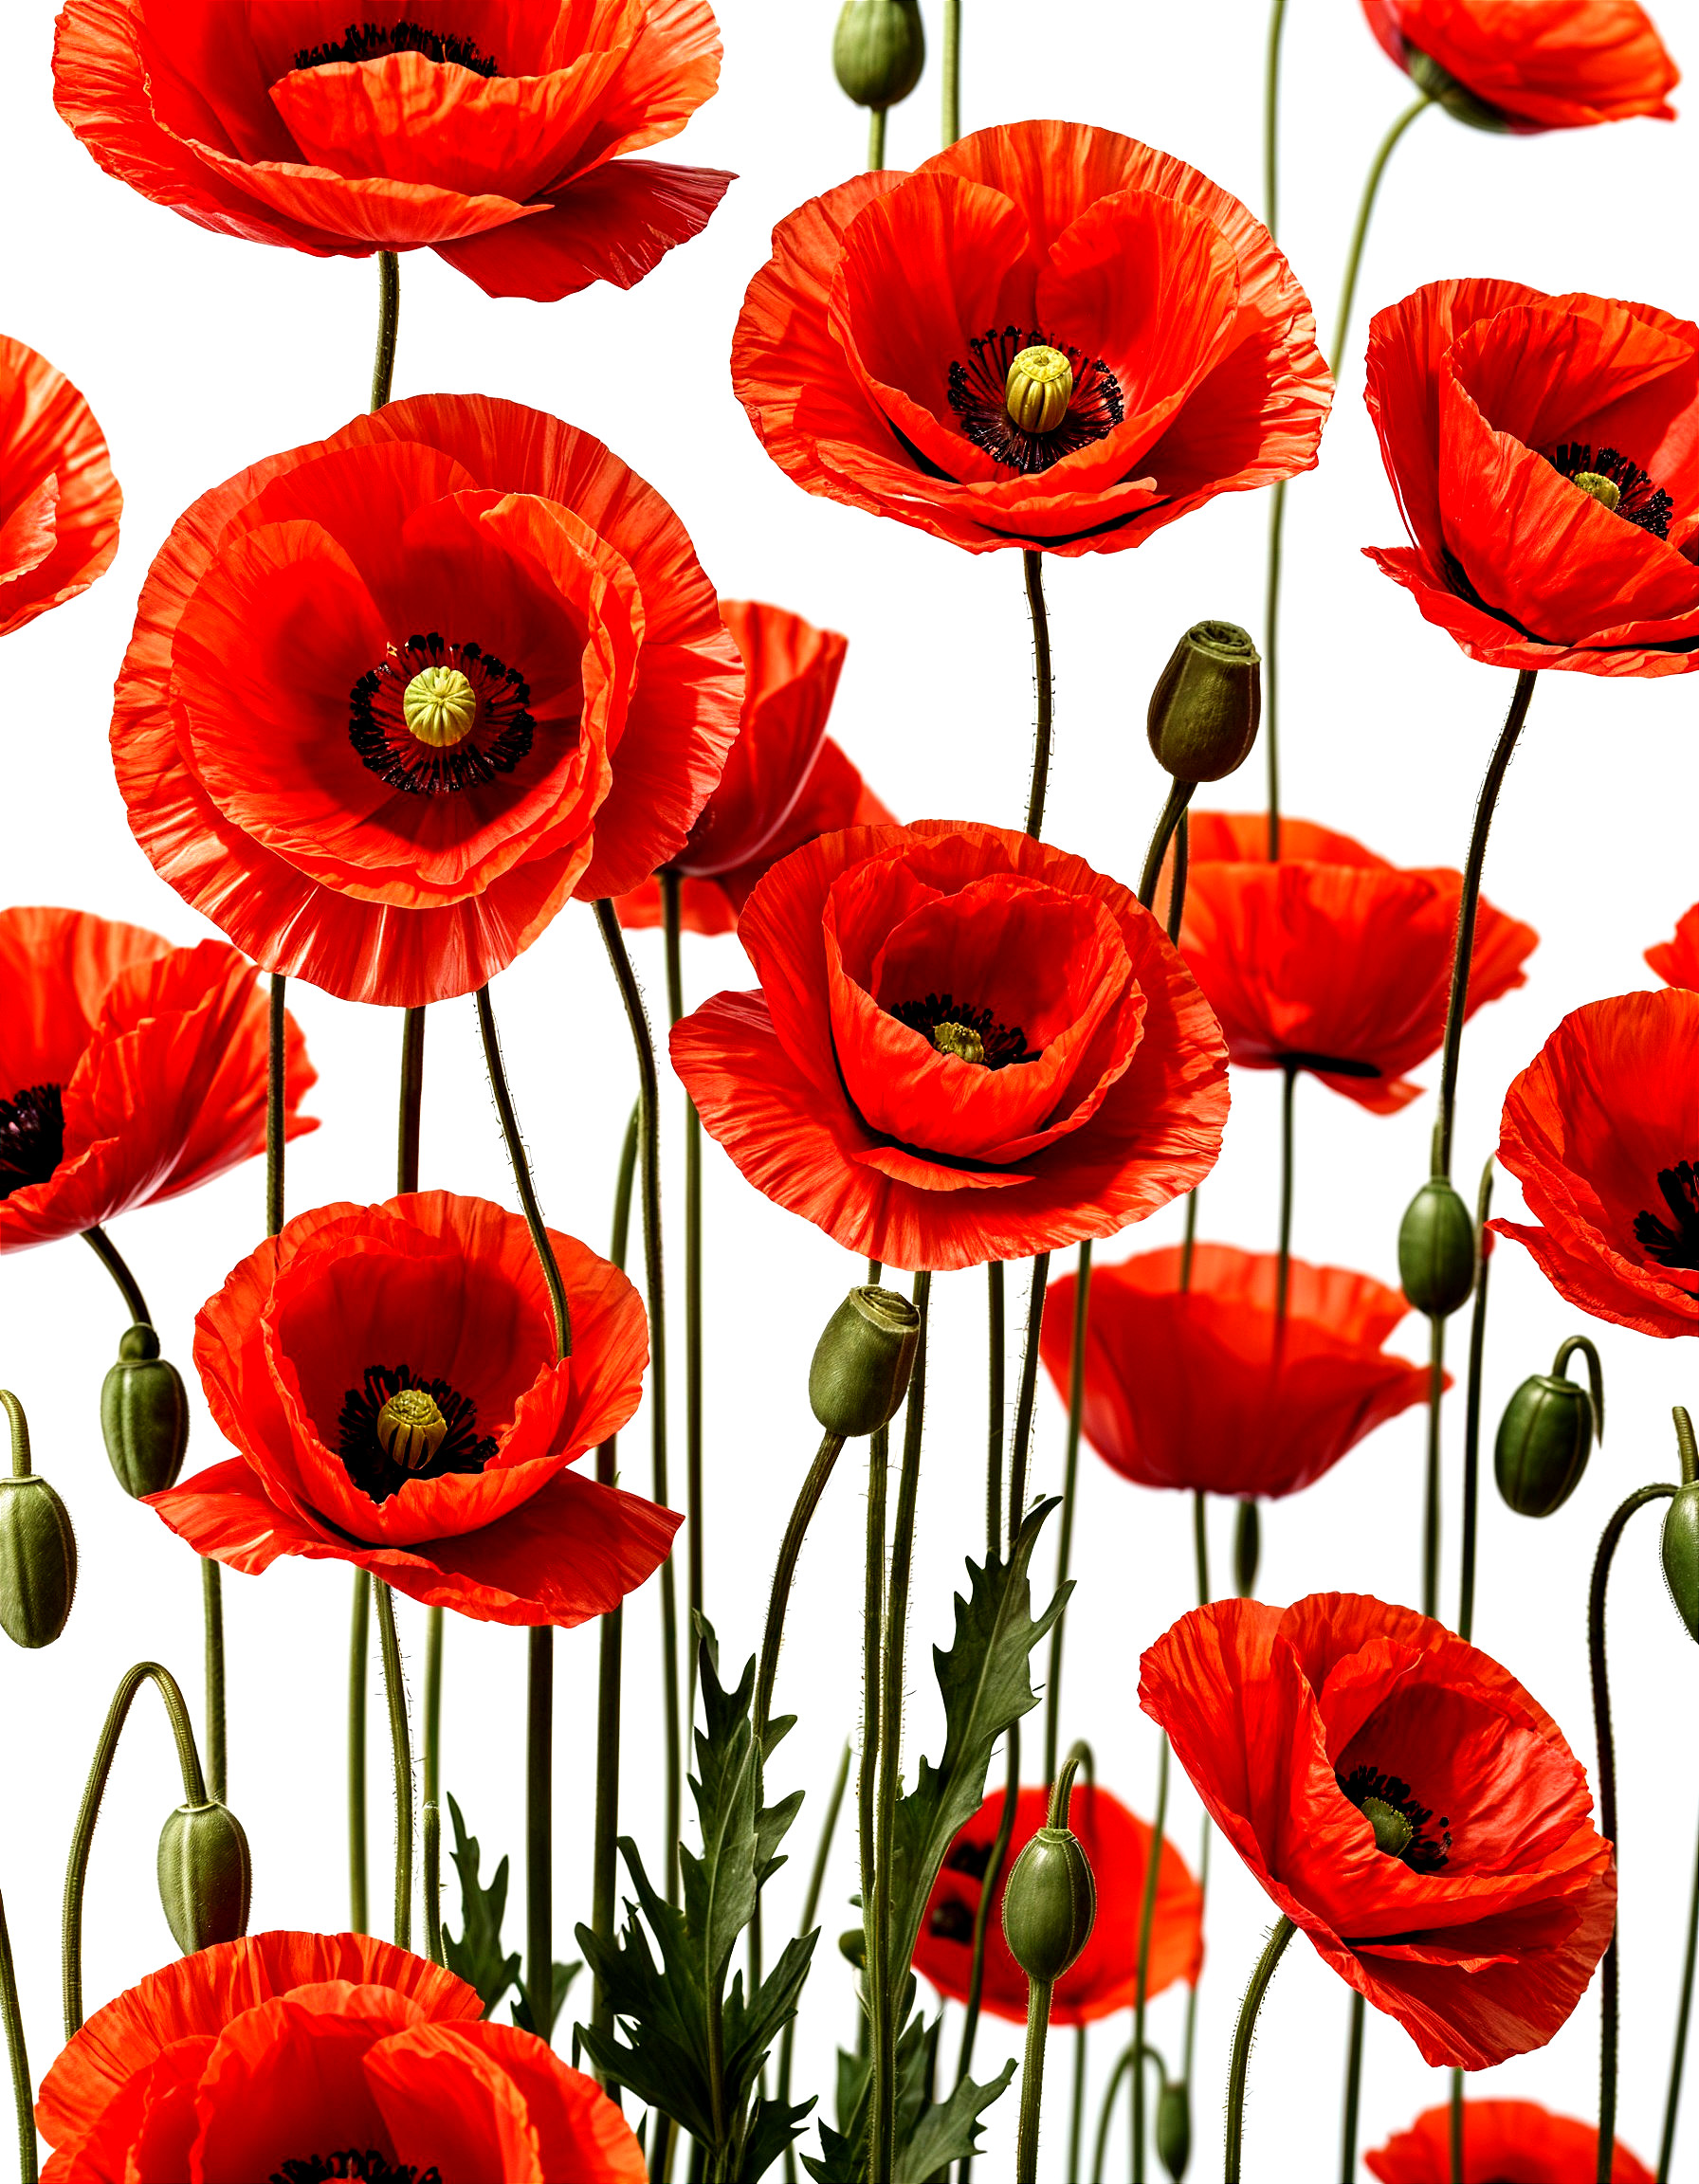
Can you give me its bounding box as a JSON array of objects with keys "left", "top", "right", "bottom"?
[
  {"left": 510, "top": 1958, "right": 579, "bottom": 2040},
  {"left": 441, "top": 1793, "right": 521, "bottom": 2019},
  {"left": 895, "top": 2060, "right": 1016, "bottom": 2183}
]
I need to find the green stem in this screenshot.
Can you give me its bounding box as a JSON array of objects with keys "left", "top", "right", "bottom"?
[
  {"left": 1457, "top": 1159, "right": 1495, "bottom": 1643},
  {"left": 1167, "top": 810, "right": 1190, "bottom": 944},
  {"left": 1263, "top": 0, "right": 1288, "bottom": 239},
  {"left": 859, "top": 1410, "right": 889, "bottom": 2138},
  {"left": 1023, "top": 550, "right": 1052, "bottom": 839},
  {"left": 780, "top": 1742, "right": 852, "bottom": 2184},
  {"left": 1330, "top": 98, "right": 1432, "bottom": 377},
  {"left": 266, "top": 974, "right": 285, "bottom": 1239},
  {"left": 1263, "top": 486, "right": 1285, "bottom": 860},
  {"left": 1275, "top": 1060, "right": 1297, "bottom": 1326},
  {"left": 1009, "top": 1255, "right": 1051, "bottom": 1544},
  {"left": 1129, "top": 1735, "right": 1171, "bottom": 2182},
  {"left": 371, "top": 249, "right": 401, "bottom": 410},
  {"left": 1225, "top": 1918, "right": 1296, "bottom": 2183},
  {"left": 349, "top": 1573, "right": 370, "bottom": 1932},
  {"left": 661, "top": 872, "right": 705, "bottom": 1741},
  {"left": 1421, "top": 1314, "right": 1447, "bottom": 1621},
  {"left": 941, "top": 0, "right": 960, "bottom": 145},
  {"left": 81, "top": 1225, "right": 150, "bottom": 1325},
  {"left": 1450, "top": 2067, "right": 1465, "bottom": 2184},
  {"left": 868, "top": 105, "right": 886, "bottom": 170},
  {"left": 474, "top": 984, "right": 572, "bottom": 1360},
  {"left": 1068, "top": 2026, "right": 1087, "bottom": 2184},
  {"left": 956, "top": 1724, "right": 1019, "bottom": 2112},
  {"left": 1136, "top": 780, "right": 1196, "bottom": 911},
  {"left": 1043, "top": 1240, "right": 1092, "bottom": 1783},
  {"left": 1191, "top": 1492, "right": 1210, "bottom": 1609},
  {"left": 397, "top": 1006, "right": 426, "bottom": 1195},
  {"left": 1014, "top": 1978, "right": 1055, "bottom": 2184},
  {"left": 1657, "top": 1791, "right": 1699, "bottom": 2182},
  {"left": 754, "top": 1431, "right": 849, "bottom": 1742},
  {"left": 0, "top": 1892, "right": 32, "bottom": 2184},
  {"left": 201, "top": 1558, "right": 226, "bottom": 1802},
  {"left": 374, "top": 1580, "right": 412, "bottom": 1951},
  {"left": 526, "top": 1625, "right": 553, "bottom": 2038},
  {"left": 1340, "top": 1992, "right": 1365, "bottom": 2182},
  {"left": 1091, "top": 2041, "right": 1141, "bottom": 2184},
  {"left": 987, "top": 1262, "right": 1006, "bottom": 1557},
  {"left": 423, "top": 1601, "right": 443, "bottom": 1964}
]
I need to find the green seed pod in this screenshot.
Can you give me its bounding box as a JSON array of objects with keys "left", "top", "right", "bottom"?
[
  {"left": 101, "top": 1324, "right": 190, "bottom": 1499},
  {"left": 831, "top": 0, "right": 924, "bottom": 111},
  {"left": 0, "top": 1473, "right": 77, "bottom": 1648},
  {"left": 1402, "top": 45, "right": 1511, "bottom": 132},
  {"left": 1157, "top": 2077, "right": 1192, "bottom": 2179},
  {"left": 1146, "top": 621, "right": 1262, "bottom": 785},
  {"left": 809, "top": 1285, "right": 923, "bottom": 1439},
  {"left": 1495, "top": 1337, "right": 1602, "bottom": 1518},
  {"left": 1398, "top": 1178, "right": 1476, "bottom": 1319},
  {"left": 157, "top": 1799, "right": 252, "bottom": 1956},
  {"left": 1663, "top": 1483, "right": 1699, "bottom": 1644},
  {"left": 1001, "top": 1825, "right": 1096, "bottom": 1985}
]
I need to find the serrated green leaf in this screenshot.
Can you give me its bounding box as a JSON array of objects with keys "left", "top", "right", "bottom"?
[
  {"left": 441, "top": 1793, "right": 521, "bottom": 2019},
  {"left": 510, "top": 1958, "right": 578, "bottom": 2040},
  {"left": 743, "top": 2093, "right": 819, "bottom": 2182},
  {"left": 895, "top": 2059, "right": 1016, "bottom": 2183},
  {"left": 800, "top": 2122, "right": 858, "bottom": 2184}
]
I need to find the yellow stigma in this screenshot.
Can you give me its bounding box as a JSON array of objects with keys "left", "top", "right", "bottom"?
[
  {"left": 932, "top": 1020, "right": 987, "bottom": 1066},
  {"left": 403, "top": 664, "right": 478, "bottom": 748},
  {"left": 1572, "top": 470, "right": 1621, "bottom": 515},
  {"left": 375, "top": 1388, "right": 448, "bottom": 1470},
  {"left": 1005, "top": 345, "right": 1074, "bottom": 436}
]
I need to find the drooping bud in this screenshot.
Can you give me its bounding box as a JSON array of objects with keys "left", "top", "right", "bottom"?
[
  {"left": 1004, "top": 346, "right": 1073, "bottom": 436},
  {"left": 1402, "top": 45, "right": 1510, "bottom": 132},
  {"left": 1146, "top": 621, "right": 1262, "bottom": 784},
  {"left": 1398, "top": 1178, "right": 1476, "bottom": 1318},
  {"left": 100, "top": 1324, "right": 190, "bottom": 1499},
  {"left": 809, "top": 1285, "right": 923, "bottom": 1439},
  {"left": 1233, "top": 1498, "right": 1260, "bottom": 1599},
  {"left": 1663, "top": 1485, "right": 1699, "bottom": 1644},
  {"left": 831, "top": 0, "right": 924, "bottom": 111},
  {"left": 0, "top": 1389, "right": 77, "bottom": 1649},
  {"left": 157, "top": 1798, "right": 252, "bottom": 1954},
  {"left": 1157, "top": 2077, "right": 1192, "bottom": 2179},
  {"left": 1002, "top": 1820, "right": 1096, "bottom": 1985},
  {"left": 1495, "top": 1336, "right": 1602, "bottom": 1519}
]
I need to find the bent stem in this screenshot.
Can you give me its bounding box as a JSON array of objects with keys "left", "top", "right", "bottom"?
[
  {"left": 1130, "top": 1736, "right": 1170, "bottom": 2183},
  {"left": 661, "top": 872, "right": 705, "bottom": 1735},
  {"left": 374, "top": 1580, "right": 413, "bottom": 1951},
  {"left": 81, "top": 1224, "right": 151, "bottom": 1325},
  {"left": 1225, "top": 1917, "right": 1296, "bottom": 2183},
  {"left": 755, "top": 1431, "right": 849, "bottom": 1743},
  {"left": 779, "top": 1742, "right": 853, "bottom": 2184},
  {"left": 0, "top": 1893, "right": 34, "bottom": 2184},
  {"left": 1023, "top": 550, "right": 1053, "bottom": 838},
  {"left": 1330, "top": 98, "right": 1433, "bottom": 375},
  {"left": 1009, "top": 1254, "right": 1051, "bottom": 1538},
  {"left": 1659, "top": 1790, "right": 1699, "bottom": 2182},
  {"left": 1043, "top": 1240, "right": 1092, "bottom": 1783},
  {"left": 1457, "top": 1158, "right": 1495, "bottom": 1642}
]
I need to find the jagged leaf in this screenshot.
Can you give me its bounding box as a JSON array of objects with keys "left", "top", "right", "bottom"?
[
  {"left": 743, "top": 2093, "right": 820, "bottom": 2183},
  {"left": 511, "top": 1958, "right": 579, "bottom": 2039},
  {"left": 801, "top": 2123, "right": 858, "bottom": 2184},
  {"left": 441, "top": 1793, "right": 521, "bottom": 2019},
  {"left": 896, "top": 2060, "right": 1016, "bottom": 2183}
]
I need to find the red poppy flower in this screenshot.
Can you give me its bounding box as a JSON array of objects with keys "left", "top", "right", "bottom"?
[
  {"left": 1039, "top": 1242, "right": 1432, "bottom": 1500},
  {"left": 731, "top": 119, "right": 1331, "bottom": 557},
  {"left": 0, "top": 333, "right": 120, "bottom": 640},
  {"left": 149, "top": 1191, "right": 676, "bottom": 1626},
  {"left": 0, "top": 906, "right": 315, "bottom": 1253},
  {"left": 1140, "top": 1593, "right": 1615, "bottom": 2069},
  {"left": 37, "top": 1928, "right": 645, "bottom": 2182},
  {"left": 112, "top": 393, "right": 742, "bottom": 1008},
  {"left": 1177, "top": 812, "right": 1536, "bottom": 1113},
  {"left": 1364, "top": 280, "right": 1699, "bottom": 676},
  {"left": 1491, "top": 989, "right": 1699, "bottom": 1338},
  {"left": 1366, "top": 2098, "right": 1653, "bottom": 2184},
  {"left": 913, "top": 1784, "right": 1202, "bottom": 2026},
  {"left": 51, "top": 0, "right": 732, "bottom": 304},
  {"left": 1644, "top": 901, "right": 1699, "bottom": 988},
  {"left": 615, "top": 597, "right": 892, "bottom": 936},
  {"left": 670, "top": 820, "right": 1229, "bottom": 1272},
  {"left": 1361, "top": 0, "right": 1676, "bottom": 130}
]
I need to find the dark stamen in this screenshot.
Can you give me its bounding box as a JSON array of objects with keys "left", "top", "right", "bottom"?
[
  {"left": 927, "top": 1899, "right": 977, "bottom": 1943},
  {"left": 886, "top": 992, "right": 1040, "bottom": 1069},
  {"left": 1635, "top": 1160, "right": 1699, "bottom": 1270},
  {"left": 944, "top": 1836, "right": 996, "bottom": 1881},
  {"left": 1337, "top": 1763, "right": 1451, "bottom": 1874},
  {"left": 293, "top": 22, "right": 498, "bottom": 74},
  {"left": 949, "top": 324, "right": 1124, "bottom": 475},
  {"left": 338, "top": 1364, "right": 497, "bottom": 1505},
  {"left": 349, "top": 632, "right": 539, "bottom": 795},
  {"left": 271, "top": 2155, "right": 443, "bottom": 2184},
  {"left": 0, "top": 1083, "right": 64, "bottom": 1200},
  {"left": 1544, "top": 442, "right": 1673, "bottom": 539}
]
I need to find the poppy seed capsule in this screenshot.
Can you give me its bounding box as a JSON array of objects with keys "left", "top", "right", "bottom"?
[
  {"left": 1146, "top": 620, "right": 1262, "bottom": 784},
  {"left": 375, "top": 1386, "right": 449, "bottom": 1470},
  {"left": 100, "top": 1324, "right": 190, "bottom": 1499},
  {"left": 403, "top": 664, "right": 478, "bottom": 748},
  {"left": 1495, "top": 1374, "right": 1594, "bottom": 1518},
  {"left": 809, "top": 1285, "right": 923, "bottom": 1438},
  {"left": 1398, "top": 1178, "right": 1476, "bottom": 1318},
  {"left": 1001, "top": 1824, "right": 1096, "bottom": 1984},
  {"left": 1663, "top": 1483, "right": 1699, "bottom": 1644},
  {"left": 157, "top": 1799, "right": 252, "bottom": 1955},
  {"left": 1157, "top": 2078, "right": 1191, "bottom": 2180},
  {"left": 0, "top": 1472, "right": 77, "bottom": 1648},
  {"left": 1005, "top": 346, "right": 1074, "bottom": 436},
  {"left": 831, "top": 0, "right": 924, "bottom": 110}
]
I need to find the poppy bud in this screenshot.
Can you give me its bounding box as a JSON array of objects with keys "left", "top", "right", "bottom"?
[
  {"left": 1402, "top": 45, "right": 1510, "bottom": 133},
  {"left": 831, "top": 0, "right": 924, "bottom": 111},
  {"left": 809, "top": 1285, "right": 923, "bottom": 1438},
  {"left": 1001, "top": 1824, "right": 1096, "bottom": 1985},
  {"left": 0, "top": 1390, "right": 77, "bottom": 1650},
  {"left": 1398, "top": 1178, "right": 1476, "bottom": 1318},
  {"left": 1663, "top": 1484, "right": 1699, "bottom": 1645},
  {"left": 100, "top": 1324, "right": 190, "bottom": 1499},
  {"left": 1157, "top": 2077, "right": 1192, "bottom": 2179},
  {"left": 157, "top": 1798, "right": 252, "bottom": 1955},
  {"left": 1495, "top": 1337, "right": 1602, "bottom": 1519},
  {"left": 1146, "top": 621, "right": 1262, "bottom": 784}
]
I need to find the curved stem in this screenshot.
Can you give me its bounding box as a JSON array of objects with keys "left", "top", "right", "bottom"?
[
  {"left": 1044, "top": 1240, "right": 1092, "bottom": 1783},
  {"left": 754, "top": 1431, "right": 849, "bottom": 1742},
  {"left": 1225, "top": 1918, "right": 1296, "bottom": 2183},
  {"left": 1421, "top": 1314, "right": 1447, "bottom": 1622},
  {"left": 474, "top": 984, "right": 572, "bottom": 1360},
  {"left": 956, "top": 1724, "right": 1019, "bottom": 2111},
  {"left": 374, "top": 1580, "right": 412, "bottom": 1951},
  {"left": 81, "top": 1226, "right": 150, "bottom": 1326},
  {"left": 526, "top": 1625, "right": 553, "bottom": 2037},
  {"left": 987, "top": 1262, "right": 1006, "bottom": 1558},
  {"left": 1014, "top": 1977, "right": 1055, "bottom": 2184},
  {"left": 266, "top": 974, "right": 285, "bottom": 1239},
  {"left": 941, "top": 0, "right": 960, "bottom": 145},
  {"left": 1167, "top": 810, "right": 1190, "bottom": 945},
  {"left": 1137, "top": 780, "right": 1196, "bottom": 912},
  {"left": 868, "top": 105, "right": 886, "bottom": 170},
  {"left": 371, "top": 249, "right": 401, "bottom": 410},
  {"left": 1329, "top": 98, "right": 1433, "bottom": 375},
  {"left": 1023, "top": 551, "right": 1053, "bottom": 839},
  {"left": 0, "top": 1890, "right": 34, "bottom": 2184},
  {"left": 661, "top": 872, "right": 705, "bottom": 1738},
  {"left": 779, "top": 1742, "right": 852, "bottom": 2183},
  {"left": 1009, "top": 1255, "right": 1051, "bottom": 1544},
  {"left": 1091, "top": 2040, "right": 1141, "bottom": 2184},
  {"left": 1339, "top": 1991, "right": 1365, "bottom": 2182},
  {"left": 1457, "top": 1158, "right": 1495, "bottom": 1642},
  {"left": 1263, "top": 0, "right": 1288, "bottom": 240},
  {"left": 1130, "top": 1737, "right": 1170, "bottom": 2183},
  {"left": 348, "top": 1573, "right": 371, "bottom": 1932},
  {"left": 1657, "top": 1791, "right": 1699, "bottom": 2182},
  {"left": 201, "top": 1558, "right": 226, "bottom": 1802}
]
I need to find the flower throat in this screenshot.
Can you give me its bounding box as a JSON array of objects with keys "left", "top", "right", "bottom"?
[
  {"left": 293, "top": 23, "right": 499, "bottom": 75},
  {"left": 0, "top": 1083, "right": 64, "bottom": 1199}
]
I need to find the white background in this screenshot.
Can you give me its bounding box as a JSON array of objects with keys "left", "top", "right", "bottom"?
[{"left": 5, "top": 0, "right": 1699, "bottom": 2175}]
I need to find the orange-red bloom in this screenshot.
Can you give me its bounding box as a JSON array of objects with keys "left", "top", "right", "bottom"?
[
  {"left": 112, "top": 393, "right": 741, "bottom": 1008},
  {"left": 0, "top": 906, "right": 314, "bottom": 1252},
  {"left": 151, "top": 1191, "right": 677, "bottom": 1626},
  {"left": 1177, "top": 812, "right": 1536, "bottom": 1112},
  {"left": 0, "top": 333, "right": 120, "bottom": 639},
  {"left": 913, "top": 1784, "right": 1202, "bottom": 2026},
  {"left": 1361, "top": 0, "right": 1677, "bottom": 130},
  {"left": 1645, "top": 901, "right": 1699, "bottom": 987},
  {"left": 37, "top": 1929, "right": 645, "bottom": 2182},
  {"left": 732, "top": 119, "right": 1331, "bottom": 556},
  {"left": 1365, "top": 280, "right": 1699, "bottom": 676},
  {"left": 1366, "top": 2098, "right": 1653, "bottom": 2184},
  {"left": 1492, "top": 989, "right": 1699, "bottom": 1338},
  {"left": 616, "top": 598, "right": 891, "bottom": 935},
  {"left": 671, "top": 821, "right": 1229, "bottom": 1272},
  {"left": 1141, "top": 1593, "right": 1615, "bottom": 2069},
  {"left": 1040, "top": 1243, "right": 1431, "bottom": 1500},
  {"left": 52, "top": 0, "right": 732, "bottom": 303}
]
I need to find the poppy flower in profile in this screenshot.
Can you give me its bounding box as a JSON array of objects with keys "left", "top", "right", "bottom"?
[
  {"left": 1365, "top": 2097, "right": 1653, "bottom": 2184},
  {"left": 0, "top": 906, "right": 315, "bottom": 1253},
  {"left": 1039, "top": 1242, "right": 1432, "bottom": 1501},
  {"left": 36, "top": 1928, "right": 645, "bottom": 2182},
  {"left": 1492, "top": 989, "right": 1699, "bottom": 1338},
  {"left": 1141, "top": 1592, "right": 1615, "bottom": 2070},
  {"left": 52, "top": 0, "right": 732, "bottom": 304},
  {"left": 150, "top": 1191, "right": 676, "bottom": 1627},
  {"left": 914, "top": 1784, "right": 1202, "bottom": 2026},
  {"left": 112, "top": 393, "right": 742, "bottom": 1008},
  {"left": 671, "top": 820, "right": 1229, "bottom": 1272},
  {"left": 1365, "top": 279, "right": 1699, "bottom": 677},
  {"left": 616, "top": 598, "right": 892, "bottom": 936},
  {"left": 0, "top": 332, "right": 120, "bottom": 640},
  {"left": 1361, "top": 0, "right": 1677, "bottom": 131},
  {"left": 1645, "top": 901, "right": 1699, "bottom": 988},
  {"left": 732, "top": 118, "right": 1331, "bottom": 557},
  {"left": 1177, "top": 812, "right": 1536, "bottom": 1112}
]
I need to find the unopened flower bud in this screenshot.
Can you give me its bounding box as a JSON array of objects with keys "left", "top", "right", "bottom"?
[
  {"left": 1146, "top": 621, "right": 1262, "bottom": 784},
  {"left": 1398, "top": 1178, "right": 1475, "bottom": 1318},
  {"left": 1157, "top": 2077, "right": 1192, "bottom": 2179},
  {"left": 0, "top": 1390, "right": 76, "bottom": 1649},
  {"left": 1495, "top": 1338, "right": 1601, "bottom": 1518},
  {"left": 100, "top": 1325, "right": 189, "bottom": 1499},
  {"left": 1663, "top": 1483, "right": 1699, "bottom": 1645},
  {"left": 809, "top": 1285, "right": 922, "bottom": 1438},
  {"left": 831, "top": 0, "right": 924, "bottom": 111},
  {"left": 1002, "top": 1824, "right": 1096, "bottom": 1985},
  {"left": 157, "top": 1798, "right": 252, "bottom": 1955},
  {"left": 1402, "top": 45, "right": 1510, "bottom": 132}
]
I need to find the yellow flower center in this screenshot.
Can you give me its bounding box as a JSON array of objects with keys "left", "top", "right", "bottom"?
[
  {"left": 375, "top": 1387, "right": 448, "bottom": 1470},
  {"left": 1004, "top": 345, "right": 1074, "bottom": 436},
  {"left": 402, "top": 665, "right": 478, "bottom": 748},
  {"left": 1571, "top": 470, "right": 1622, "bottom": 514},
  {"left": 931, "top": 1020, "right": 987, "bottom": 1066}
]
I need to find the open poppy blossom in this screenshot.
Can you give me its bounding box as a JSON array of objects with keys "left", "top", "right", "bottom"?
[
  {"left": 914, "top": 1783, "right": 1202, "bottom": 2026},
  {"left": 36, "top": 1928, "right": 645, "bottom": 2182},
  {"left": 1039, "top": 1242, "right": 1433, "bottom": 1500},
  {"left": 150, "top": 1191, "right": 676, "bottom": 1626},
  {"left": 1644, "top": 901, "right": 1699, "bottom": 988},
  {"left": 0, "top": 905, "right": 315, "bottom": 1252},
  {"left": 1365, "top": 2098, "right": 1653, "bottom": 2184},
  {"left": 0, "top": 332, "right": 121, "bottom": 641},
  {"left": 616, "top": 597, "right": 892, "bottom": 936},
  {"left": 1365, "top": 279, "right": 1699, "bottom": 676},
  {"left": 1492, "top": 989, "right": 1699, "bottom": 1338},
  {"left": 732, "top": 118, "right": 1331, "bottom": 556},
  {"left": 52, "top": 0, "right": 732, "bottom": 304},
  {"left": 670, "top": 820, "right": 1229, "bottom": 1272},
  {"left": 111, "top": 393, "right": 742, "bottom": 1008},
  {"left": 1361, "top": 0, "right": 1676, "bottom": 131},
  {"left": 1177, "top": 812, "right": 1536, "bottom": 1112},
  {"left": 1141, "top": 1593, "right": 1615, "bottom": 2069}
]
